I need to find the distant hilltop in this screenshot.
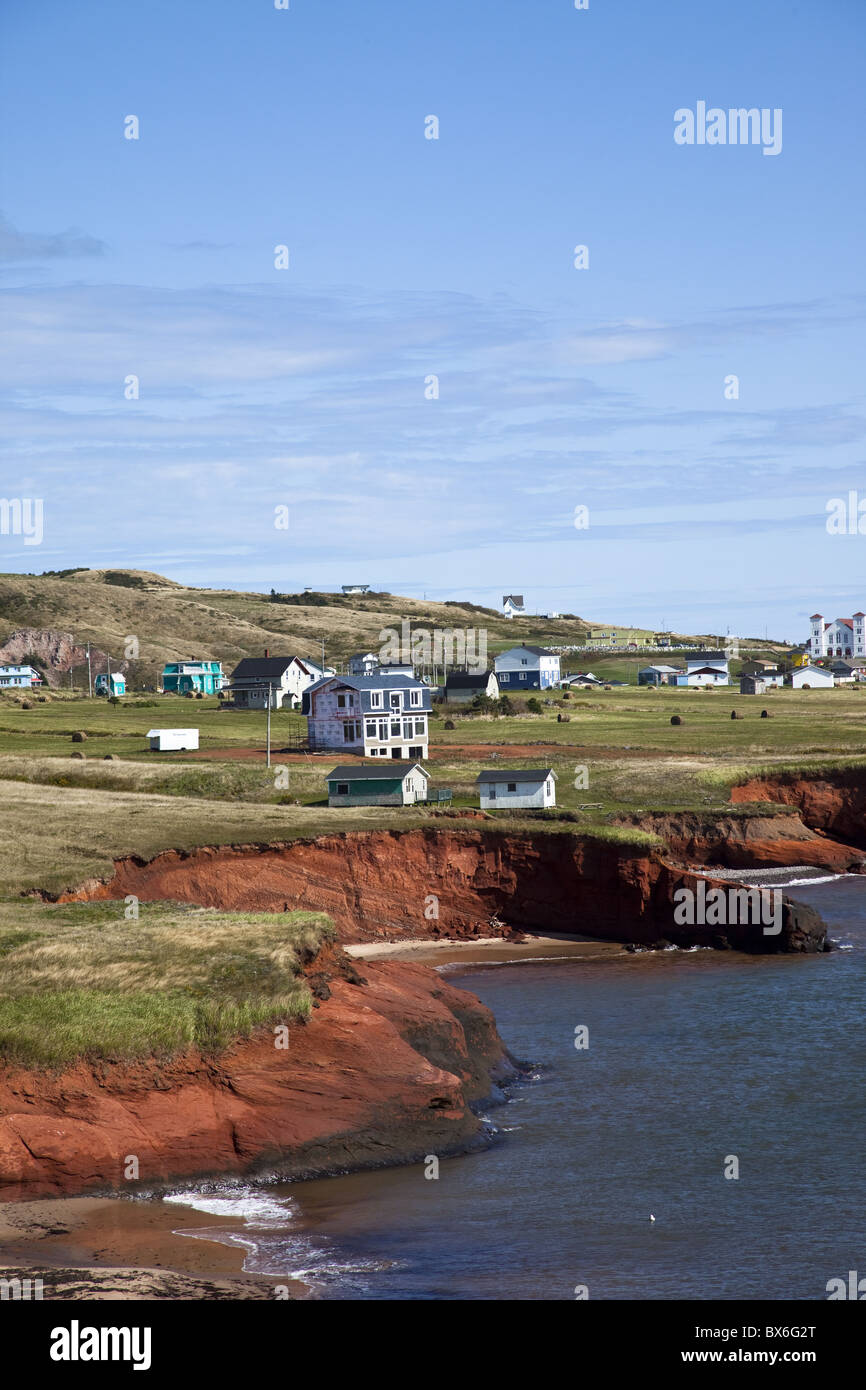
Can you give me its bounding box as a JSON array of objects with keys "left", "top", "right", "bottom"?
[{"left": 0, "top": 568, "right": 786, "bottom": 690}]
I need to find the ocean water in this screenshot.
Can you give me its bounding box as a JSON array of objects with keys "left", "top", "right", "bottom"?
[{"left": 166, "top": 871, "right": 866, "bottom": 1300}]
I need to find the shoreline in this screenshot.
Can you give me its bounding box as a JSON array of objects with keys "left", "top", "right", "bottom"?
[{"left": 0, "top": 1194, "right": 300, "bottom": 1300}]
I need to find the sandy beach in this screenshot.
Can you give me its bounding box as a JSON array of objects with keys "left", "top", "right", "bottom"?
[
  {"left": 0, "top": 1195, "right": 303, "bottom": 1300},
  {"left": 344, "top": 932, "right": 627, "bottom": 966}
]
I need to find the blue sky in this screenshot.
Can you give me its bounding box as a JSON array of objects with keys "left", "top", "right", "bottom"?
[{"left": 1, "top": 0, "right": 864, "bottom": 641}]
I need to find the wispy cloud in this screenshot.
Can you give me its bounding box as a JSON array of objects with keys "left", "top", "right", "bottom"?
[{"left": 0, "top": 214, "right": 107, "bottom": 263}]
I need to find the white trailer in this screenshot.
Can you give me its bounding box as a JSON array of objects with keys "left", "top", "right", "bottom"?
[{"left": 146, "top": 728, "right": 199, "bottom": 751}]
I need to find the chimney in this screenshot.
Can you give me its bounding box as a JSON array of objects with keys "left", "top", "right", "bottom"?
[{"left": 265, "top": 648, "right": 270, "bottom": 658}]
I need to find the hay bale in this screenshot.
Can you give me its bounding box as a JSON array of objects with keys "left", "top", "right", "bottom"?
[
  {"left": 444, "top": 719, "right": 455, "bottom": 730},
  {"left": 104, "top": 753, "right": 116, "bottom": 760},
  {"left": 70, "top": 751, "right": 85, "bottom": 760},
  {"left": 71, "top": 730, "right": 88, "bottom": 742},
  {"left": 557, "top": 712, "right": 571, "bottom": 722},
  {"left": 731, "top": 710, "right": 741, "bottom": 720},
  {"left": 670, "top": 715, "right": 683, "bottom": 726},
  {"left": 20, "top": 700, "right": 33, "bottom": 710},
  {"left": 760, "top": 709, "right": 771, "bottom": 719}
]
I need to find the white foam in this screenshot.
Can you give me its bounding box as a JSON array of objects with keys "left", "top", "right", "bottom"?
[{"left": 163, "top": 1190, "right": 294, "bottom": 1227}]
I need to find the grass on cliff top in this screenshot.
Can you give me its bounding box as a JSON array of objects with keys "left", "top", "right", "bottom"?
[{"left": 0, "top": 899, "right": 333, "bottom": 1067}]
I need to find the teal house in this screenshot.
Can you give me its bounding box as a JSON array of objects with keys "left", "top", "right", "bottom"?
[
  {"left": 95, "top": 672, "right": 125, "bottom": 696},
  {"left": 161, "top": 660, "right": 225, "bottom": 695}
]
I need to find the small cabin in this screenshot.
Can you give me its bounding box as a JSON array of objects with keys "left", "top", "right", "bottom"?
[
  {"left": 146, "top": 728, "right": 199, "bottom": 751},
  {"left": 476, "top": 767, "right": 556, "bottom": 810},
  {"left": 95, "top": 672, "right": 125, "bottom": 697},
  {"left": 326, "top": 761, "right": 429, "bottom": 807}
]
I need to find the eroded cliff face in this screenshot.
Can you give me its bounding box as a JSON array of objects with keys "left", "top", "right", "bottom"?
[
  {"left": 61, "top": 828, "right": 825, "bottom": 954},
  {"left": 614, "top": 810, "right": 865, "bottom": 872},
  {"left": 0, "top": 953, "right": 514, "bottom": 1200},
  {"left": 730, "top": 772, "right": 866, "bottom": 850}
]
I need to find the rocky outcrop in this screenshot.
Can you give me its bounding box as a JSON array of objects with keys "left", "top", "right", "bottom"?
[
  {"left": 0, "top": 629, "right": 116, "bottom": 687},
  {"left": 60, "top": 827, "right": 826, "bottom": 954},
  {"left": 0, "top": 953, "right": 514, "bottom": 1200},
  {"left": 731, "top": 771, "right": 866, "bottom": 851},
  {"left": 613, "top": 810, "right": 865, "bottom": 872}
]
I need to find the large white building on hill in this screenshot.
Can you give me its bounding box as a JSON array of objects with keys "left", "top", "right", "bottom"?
[{"left": 808, "top": 613, "right": 866, "bottom": 659}]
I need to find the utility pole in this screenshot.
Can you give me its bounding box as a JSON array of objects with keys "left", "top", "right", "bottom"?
[
  {"left": 86, "top": 643, "right": 93, "bottom": 698},
  {"left": 321, "top": 634, "right": 325, "bottom": 669},
  {"left": 106, "top": 651, "right": 112, "bottom": 697},
  {"left": 266, "top": 682, "right": 272, "bottom": 768}
]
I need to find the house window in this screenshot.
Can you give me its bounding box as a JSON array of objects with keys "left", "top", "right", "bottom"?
[
  {"left": 410, "top": 690, "right": 421, "bottom": 707},
  {"left": 366, "top": 721, "right": 377, "bottom": 738},
  {"left": 519, "top": 672, "right": 526, "bottom": 681},
  {"left": 546, "top": 781, "right": 552, "bottom": 795},
  {"left": 390, "top": 722, "right": 401, "bottom": 737},
  {"left": 378, "top": 720, "right": 388, "bottom": 741},
  {"left": 521, "top": 658, "right": 527, "bottom": 666},
  {"left": 370, "top": 691, "right": 382, "bottom": 708},
  {"left": 336, "top": 783, "right": 349, "bottom": 795},
  {"left": 403, "top": 720, "right": 414, "bottom": 738},
  {"left": 488, "top": 785, "right": 496, "bottom": 799},
  {"left": 414, "top": 719, "right": 425, "bottom": 736},
  {"left": 379, "top": 747, "right": 387, "bottom": 755},
  {"left": 390, "top": 693, "right": 401, "bottom": 709},
  {"left": 409, "top": 746, "right": 422, "bottom": 758},
  {"left": 337, "top": 694, "right": 346, "bottom": 709},
  {"left": 508, "top": 783, "right": 517, "bottom": 792},
  {"left": 343, "top": 721, "right": 360, "bottom": 742}
]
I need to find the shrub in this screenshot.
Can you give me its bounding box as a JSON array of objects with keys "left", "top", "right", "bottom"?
[
  {"left": 526, "top": 697, "right": 543, "bottom": 714},
  {"left": 444, "top": 719, "right": 455, "bottom": 730}
]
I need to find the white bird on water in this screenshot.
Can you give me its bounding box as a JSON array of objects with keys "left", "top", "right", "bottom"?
[{"left": 649, "top": 1214, "right": 656, "bottom": 1222}]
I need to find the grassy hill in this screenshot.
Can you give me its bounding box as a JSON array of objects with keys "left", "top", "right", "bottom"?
[{"left": 0, "top": 568, "right": 606, "bottom": 687}]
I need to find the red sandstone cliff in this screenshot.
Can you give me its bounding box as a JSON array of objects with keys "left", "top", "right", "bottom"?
[
  {"left": 61, "top": 827, "right": 825, "bottom": 954},
  {"left": 0, "top": 952, "right": 513, "bottom": 1200}
]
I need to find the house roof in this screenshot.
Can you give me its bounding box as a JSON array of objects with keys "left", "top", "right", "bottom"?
[
  {"left": 320, "top": 673, "right": 421, "bottom": 691},
  {"left": 348, "top": 651, "right": 377, "bottom": 662},
  {"left": 326, "top": 762, "right": 427, "bottom": 781},
  {"left": 502, "top": 594, "right": 524, "bottom": 606},
  {"left": 230, "top": 657, "right": 294, "bottom": 679},
  {"left": 687, "top": 665, "right": 728, "bottom": 676},
  {"left": 498, "top": 644, "right": 557, "bottom": 658},
  {"left": 476, "top": 768, "right": 557, "bottom": 783},
  {"left": 445, "top": 672, "right": 494, "bottom": 689},
  {"left": 810, "top": 613, "right": 824, "bottom": 620}
]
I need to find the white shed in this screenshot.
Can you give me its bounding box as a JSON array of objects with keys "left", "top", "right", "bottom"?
[
  {"left": 476, "top": 767, "right": 556, "bottom": 810},
  {"left": 789, "top": 665, "right": 834, "bottom": 689},
  {"left": 146, "top": 728, "right": 199, "bottom": 751}
]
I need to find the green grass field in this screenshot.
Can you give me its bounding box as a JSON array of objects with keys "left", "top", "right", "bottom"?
[{"left": 0, "top": 899, "right": 330, "bottom": 1066}]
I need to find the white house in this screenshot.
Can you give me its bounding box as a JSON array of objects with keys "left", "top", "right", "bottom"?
[
  {"left": 325, "top": 761, "right": 429, "bottom": 807},
  {"left": 342, "top": 584, "right": 370, "bottom": 595},
  {"left": 502, "top": 594, "right": 525, "bottom": 619},
  {"left": 494, "top": 645, "right": 561, "bottom": 690},
  {"left": 808, "top": 613, "right": 866, "bottom": 660},
  {"left": 229, "top": 655, "right": 334, "bottom": 709},
  {"left": 675, "top": 656, "right": 729, "bottom": 687},
  {"left": 789, "top": 664, "right": 834, "bottom": 689},
  {"left": 347, "top": 651, "right": 378, "bottom": 676},
  {"left": 304, "top": 673, "right": 432, "bottom": 759},
  {"left": 476, "top": 767, "right": 556, "bottom": 810},
  {"left": 146, "top": 728, "right": 199, "bottom": 751}
]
